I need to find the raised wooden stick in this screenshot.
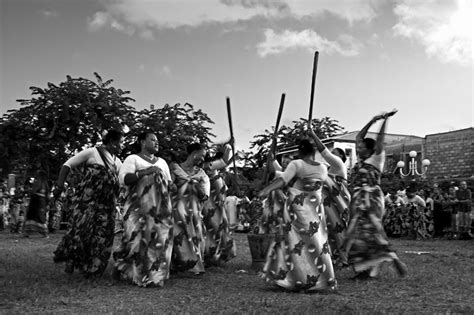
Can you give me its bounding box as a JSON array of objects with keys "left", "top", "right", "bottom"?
[
  {"left": 308, "top": 51, "right": 319, "bottom": 126},
  {"left": 263, "top": 93, "right": 286, "bottom": 185},
  {"left": 226, "top": 97, "right": 240, "bottom": 194}
]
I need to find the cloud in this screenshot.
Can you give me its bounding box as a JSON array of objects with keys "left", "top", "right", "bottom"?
[
  {"left": 160, "top": 65, "right": 172, "bottom": 77},
  {"left": 40, "top": 10, "right": 59, "bottom": 18},
  {"left": 87, "top": 0, "right": 381, "bottom": 35},
  {"left": 393, "top": 0, "right": 473, "bottom": 66},
  {"left": 256, "top": 29, "right": 362, "bottom": 57}
]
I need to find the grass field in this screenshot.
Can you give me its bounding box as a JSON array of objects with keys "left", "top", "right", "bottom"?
[{"left": 0, "top": 231, "right": 472, "bottom": 314}]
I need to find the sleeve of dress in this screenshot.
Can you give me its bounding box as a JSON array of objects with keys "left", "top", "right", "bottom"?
[
  {"left": 119, "top": 155, "right": 136, "bottom": 186},
  {"left": 159, "top": 159, "right": 172, "bottom": 182},
  {"left": 272, "top": 160, "right": 283, "bottom": 172},
  {"left": 63, "top": 148, "right": 95, "bottom": 168},
  {"left": 279, "top": 160, "right": 298, "bottom": 185},
  {"left": 200, "top": 172, "right": 211, "bottom": 197},
  {"left": 321, "top": 148, "right": 346, "bottom": 178}
]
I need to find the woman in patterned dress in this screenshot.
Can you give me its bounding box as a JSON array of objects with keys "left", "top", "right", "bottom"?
[
  {"left": 308, "top": 128, "right": 350, "bottom": 268},
  {"left": 344, "top": 111, "right": 407, "bottom": 279},
  {"left": 113, "top": 132, "right": 174, "bottom": 287},
  {"left": 258, "top": 139, "right": 336, "bottom": 292},
  {"left": 170, "top": 143, "right": 209, "bottom": 275},
  {"left": 53, "top": 130, "right": 123, "bottom": 277},
  {"left": 202, "top": 141, "right": 236, "bottom": 266}
]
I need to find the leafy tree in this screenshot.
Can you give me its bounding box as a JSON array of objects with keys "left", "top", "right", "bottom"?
[
  {"left": 0, "top": 73, "right": 136, "bottom": 178},
  {"left": 125, "top": 102, "right": 215, "bottom": 162},
  {"left": 247, "top": 116, "right": 345, "bottom": 168}
]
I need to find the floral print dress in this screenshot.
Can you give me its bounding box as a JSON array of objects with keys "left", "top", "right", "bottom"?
[
  {"left": 344, "top": 154, "right": 406, "bottom": 277},
  {"left": 53, "top": 163, "right": 119, "bottom": 276},
  {"left": 113, "top": 155, "right": 173, "bottom": 287},
  {"left": 262, "top": 159, "right": 336, "bottom": 292},
  {"left": 171, "top": 164, "right": 209, "bottom": 274},
  {"left": 202, "top": 173, "right": 236, "bottom": 266}
]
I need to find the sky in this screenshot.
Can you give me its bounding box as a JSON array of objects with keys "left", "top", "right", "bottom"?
[{"left": 1, "top": 0, "right": 472, "bottom": 151}]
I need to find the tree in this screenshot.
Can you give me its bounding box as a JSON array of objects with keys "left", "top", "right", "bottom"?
[
  {"left": 247, "top": 116, "right": 345, "bottom": 168},
  {"left": 0, "top": 73, "right": 136, "bottom": 178},
  {"left": 126, "top": 102, "right": 215, "bottom": 162}
]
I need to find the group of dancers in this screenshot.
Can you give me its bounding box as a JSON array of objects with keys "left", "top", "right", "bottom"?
[{"left": 49, "top": 109, "right": 407, "bottom": 291}]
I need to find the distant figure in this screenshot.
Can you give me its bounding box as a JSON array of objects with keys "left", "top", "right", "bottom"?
[
  {"left": 455, "top": 181, "right": 472, "bottom": 239},
  {"left": 344, "top": 110, "right": 407, "bottom": 279},
  {"left": 23, "top": 170, "right": 50, "bottom": 238},
  {"left": 53, "top": 130, "right": 123, "bottom": 277}
]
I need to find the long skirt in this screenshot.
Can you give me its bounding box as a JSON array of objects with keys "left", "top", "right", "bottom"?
[
  {"left": 202, "top": 177, "right": 236, "bottom": 266},
  {"left": 53, "top": 165, "right": 119, "bottom": 277},
  {"left": 113, "top": 172, "right": 173, "bottom": 287},
  {"left": 262, "top": 185, "right": 336, "bottom": 291},
  {"left": 344, "top": 185, "right": 406, "bottom": 277},
  {"left": 322, "top": 175, "right": 350, "bottom": 267},
  {"left": 172, "top": 182, "right": 206, "bottom": 274},
  {"left": 23, "top": 194, "right": 48, "bottom": 235}
]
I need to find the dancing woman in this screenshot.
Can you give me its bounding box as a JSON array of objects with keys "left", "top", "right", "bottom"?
[
  {"left": 171, "top": 143, "right": 209, "bottom": 275},
  {"left": 113, "top": 132, "right": 173, "bottom": 287},
  {"left": 344, "top": 110, "right": 407, "bottom": 279},
  {"left": 202, "top": 141, "right": 236, "bottom": 266},
  {"left": 258, "top": 139, "right": 336, "bottom": 292},
  {"left": 308, "top": 128, "right": 350, "bottom": 268},
  {"left": 53, "top": 130, "right": 123, "bottom": 276}
]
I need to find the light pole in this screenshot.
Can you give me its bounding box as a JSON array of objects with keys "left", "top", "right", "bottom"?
[{"left": 397, "top": 150, "right": 430, "bottom": 177}]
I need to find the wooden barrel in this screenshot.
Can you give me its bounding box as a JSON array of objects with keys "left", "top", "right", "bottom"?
[{"left": 247, "top": 233, "right": 274, "bottom": 271}]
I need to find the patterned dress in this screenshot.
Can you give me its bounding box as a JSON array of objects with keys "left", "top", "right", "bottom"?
[
  {"left": 344, "top": 152, "right": 406, "bottom": 277},
  {"left": 320, "top": 149, "right": 350, "bottom": 268},
  {"left": 383, "top": 195, "right": 405, "bottom": 237},
  {"left": 202, "top": 171, "right": 236, "bottom": 266},
  {"left": 171, "top": 164, "right": 209, "bottom": 274},
  {"left": 54, "top": 147, "right": 121, "bottom": 277},
  {"left": 262, "top": 159, "right": 336, "bottom": 292},
  {"left": 53, "top": 164, "right": 119, "bottom": 276},
  {"left": 113, "top": 155, "right": 173, "bottom": 287}
]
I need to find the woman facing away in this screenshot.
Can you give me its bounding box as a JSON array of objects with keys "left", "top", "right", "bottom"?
[
  {"left": 258, "top": 139, "right": 336, "bottom": 292},
  {"left": 343, "top": 110, "right": 407, "bottom": 279},
  {"left": 201, "top": 140, "right": 236, "bottom": 266},
  {"left": 308, "top": 127, "right": 351, "bottom": 268},
  {"left": 23, "top": 170, "right": 50, "bottom": 238},
  {"left": 53, "top": 129, "right": 123, "bottom": 277},
  {"left": 113, "top": 132, "right": 174, "bottom": 287},
  {"left": 170, "top": 143, "right": 210, "bottom": 275}
]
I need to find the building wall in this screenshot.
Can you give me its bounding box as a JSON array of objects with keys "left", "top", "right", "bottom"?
[{"left": 424, "top": 128, "right": 474, "bottom": 179}]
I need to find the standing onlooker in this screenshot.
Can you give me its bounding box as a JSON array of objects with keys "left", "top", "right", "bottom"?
[
  {"left": 431, "top": 183, "right": 448, "bottom": 237},
  {"left": 23, "top": 170, "right": 50, "bottom": 237},
  {"left": 53, "top": 129, "right": 123, "bottom": 277},
  {"left": 9, "top": 183, "right": 25, "bottom": 233},
  {"left": 455, "top": 181, "right": 472, "bottom": 239},
  {"left": 444, "top": 186, "right": 458, "bottom": 238}
]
